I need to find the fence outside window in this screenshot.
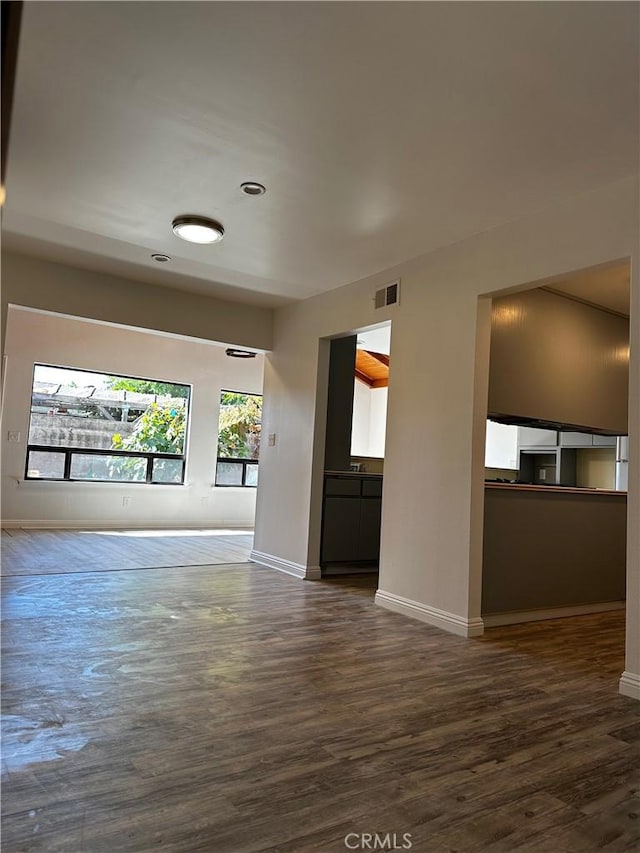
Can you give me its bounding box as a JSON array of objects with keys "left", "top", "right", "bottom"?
[{"left": 26, "top": 364, "right": 190, "bottom": 485}]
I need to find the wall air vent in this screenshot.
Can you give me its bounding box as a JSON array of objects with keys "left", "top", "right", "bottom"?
[{"left": 374, "top": 279, "right": 400, "bottom": 310}]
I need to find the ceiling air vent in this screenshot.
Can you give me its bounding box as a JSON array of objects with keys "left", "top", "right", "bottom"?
[{"left": 374, "top": 279, "right": 400, "bottom": 309}]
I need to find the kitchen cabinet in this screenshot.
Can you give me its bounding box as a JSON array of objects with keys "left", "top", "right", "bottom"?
[
  {"left": 321, "top": 474, "right": 382, "bottom": 568},
  {"left": 516, "top": 428, "right": 620, "bottom": 486},
  {"left": 321, "top": 496, "right": 360, "bottom": 562},
  {"left": 489, "top": 288, "right": 629, "bottom": 434},
  {"left": 559, "top": 432, "right": 618, "bottom": 448},
  {"left": 483, "top": 484, "right": 627, "bottom": 619},
  {"left": 518, "top": 426, "right": 557, "bottom": 447},
  {"left": 559, "top": 431, "right": 592, "bottom": 447},
  {"left": 593, "top": 434, "right": 617, "bottom": 447},
  {"left": 518, "top": 448, "right": 576, "bottom": 486},
  {"left": 357, "top": 498, "right": 382, "bottom": 561}
]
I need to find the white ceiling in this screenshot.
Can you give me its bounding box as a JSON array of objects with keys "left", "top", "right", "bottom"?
[
  {"left": 3, "top": 2, "right": 639, "bottom": 308},
  {"left": 357, "top": 326, "right": 391, "bottom": 357}
]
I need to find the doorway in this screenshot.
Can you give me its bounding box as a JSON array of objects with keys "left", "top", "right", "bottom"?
[{"left": 319, "top": 323, "right": 391, "bottom": 577}]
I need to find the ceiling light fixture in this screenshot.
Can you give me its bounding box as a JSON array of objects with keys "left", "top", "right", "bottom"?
[
  {"left": 172, "top": 215, "right": 224, "bottom": 244},
  {"left": 151, "top": 253, "right": 171, "bottom": 263},
  {"left": 240, "top": 181, "right": 266, "bottom": 196},
  {"left": 225, "top": 348, "right": 256, "bottom": 359}
]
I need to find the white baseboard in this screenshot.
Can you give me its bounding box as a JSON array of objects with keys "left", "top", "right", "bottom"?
[
  {"left": 375, "top": 589, "right": 484, "bottom": 638},
  {"left": 619, "top": 671, "right": 640, "bottom": 701},
  {"left": 1, "top": 520, "right": 254, "bottom": 531},
  {"left": 483, "top": 600, "right": 625, "bottom": 627},
  {"left": 306, "top": 565, "right": 323, "bottom": 580},
  {"left": 249, "top": 550, "right": 321, "bottom": 580}
]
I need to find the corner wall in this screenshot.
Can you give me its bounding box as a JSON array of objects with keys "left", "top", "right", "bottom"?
[
  {"left": 253, "top": 177, "right": 639, "bottom": 675},
  {"left": 1, "top": 307, "right": 264, "bottom": 527}
]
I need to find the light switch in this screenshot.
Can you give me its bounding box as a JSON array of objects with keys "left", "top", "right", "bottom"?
[
  {"left": 7, "top": 431, "right": 20, "bottom": 443},
  {"left": 268, "top": 433, "right": 276, "bottom": 446}
]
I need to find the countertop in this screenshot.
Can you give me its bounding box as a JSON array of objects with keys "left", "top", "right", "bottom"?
[
  {"left": 485, "top": 482, "right": 626, "bottom": 497},
  {"left": 324, "top": 470, "right": 383, "bottom": 479}
]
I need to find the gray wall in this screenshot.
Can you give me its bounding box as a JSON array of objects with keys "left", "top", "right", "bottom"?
[
  {"left": 482, "top": 486, "right": 627, "bottom": 614},
  {"left": 324, "top": 336, "right": 357, "bottom": 472},
  {"left": 488, "top": 288, "right": 629, "bottom": 434}
]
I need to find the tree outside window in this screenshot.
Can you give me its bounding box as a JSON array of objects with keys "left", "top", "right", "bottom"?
[{"left": 216, "top": 392, "right": 262, "bottom": 486}]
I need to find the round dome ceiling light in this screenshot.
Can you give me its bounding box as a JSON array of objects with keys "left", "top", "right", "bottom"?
[
  {"left": 151, "top": 253, "right": 172, "bottom": 263},
  {"left": 172, "top": 215, "right": 224, "bottom": 244},
  {"left": 240, "top": 181, "right": 266, "bottom": 196}
]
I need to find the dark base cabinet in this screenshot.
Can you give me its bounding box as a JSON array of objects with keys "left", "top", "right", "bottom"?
[{"left": 321, "top": 474, "right": 382, "bottom": 570}]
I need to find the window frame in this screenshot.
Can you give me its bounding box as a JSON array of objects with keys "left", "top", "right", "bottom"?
[
  {"left": 215, "top": 388, "right": 262, "bottom": 489},
  {"left": 25, "top": 363, "right": 191, "bottom": 486}
]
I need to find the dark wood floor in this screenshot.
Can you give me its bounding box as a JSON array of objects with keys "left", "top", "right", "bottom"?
[
  {"left": 1, "top": 563, "right": 638, "bottom": 852},
  {"left": 1, "top": 527, "right": 254, "bottom": 576}
]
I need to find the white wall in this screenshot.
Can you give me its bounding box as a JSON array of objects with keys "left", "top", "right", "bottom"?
[
  {"left": 1, "top": 251, "right": 273, "bottom": 352},
  {"left": 1, "top": 307, "right": 264, "bottom": 527},
  {"left": 252, "top": 177, "right": 639, "bottom": 693},
  {"left": 350, "top": 379, "right": 371, "bottom": 457},
  {"left": 369, "top": 387, "right": 388, "bottom": 459},
  {"left": 485, "top": 421, "right": 518, "bottom": 470},
  {"left": 351, "top": 381, "right": 388, "bottom": 459}
]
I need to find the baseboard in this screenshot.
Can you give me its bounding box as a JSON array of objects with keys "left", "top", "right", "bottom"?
[
  {"left": 619, "top": 671, "right": 640, "bottom": 701},
  {"left": 249, "top": 550, "right": 321, "bottom": 580},
  {"left": 375, "top": 589, "right": 484, "bottom": 638},
  {"left": 306, "top": 565, "right": 323, "bottom": 580},
  {"left": 1, "top": 520, "right": 254, "bottom": 531},
  {"left": 483, "top": 600, "right": 625, "bottom": 627},
  {"left": 323, "top": 565, "right": 378, "bottom": 576}
]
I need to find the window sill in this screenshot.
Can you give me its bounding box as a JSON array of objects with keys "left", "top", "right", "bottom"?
[{"left": 14, "top": 479, "right": 192, "bottom": 489}]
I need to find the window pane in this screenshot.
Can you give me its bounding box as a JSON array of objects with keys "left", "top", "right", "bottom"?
[
  {"left": 26, "top": 450, "right": 65, "bottom": 479},
  {"left": 245, "top": 463, "right": 259, "bottom": 487},
  {"left": 215, "top": 461, "right": 244, "bottom": 486},
  {"left": 152, "top": 457, "right": 183, "bottom": 484},
  {"left": 70, "top": 454, "right": 147, "bottom": 482},
  {"left": 29, "top": 364, "right": 189, "bottom": 456},
  {"left": 217, "top": 391, "right": 262, "bottom": 460}
]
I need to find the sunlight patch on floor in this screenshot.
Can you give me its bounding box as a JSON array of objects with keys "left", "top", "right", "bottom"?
[{"left": 92, "top": 529, "right": 253, "bottom": 538}]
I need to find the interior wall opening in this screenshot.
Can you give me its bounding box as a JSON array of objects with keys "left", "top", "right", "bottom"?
[
  {"left": 1, "top": 306, "right": 266, "bottom": 538},
  {"left": 476, "top": 260, "right": 630, "bottom": 651}
]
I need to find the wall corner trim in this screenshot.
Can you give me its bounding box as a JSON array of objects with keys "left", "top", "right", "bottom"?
[
  {"left": 619, "top": 671, "right": 640, "bottom": 701},
  {"left": 375, "top": 589, "right": 484, "bottom": 637},
  {"left": 249, "top": 550, "right": 320, "bottom": 580}
]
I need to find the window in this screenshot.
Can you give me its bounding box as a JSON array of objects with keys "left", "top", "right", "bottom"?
[
  {"left": 25, "top": 364, "right": 190, "bottom": 484},
  {"left": 215, "top": 391, "right": 262, "bottom": 487}
]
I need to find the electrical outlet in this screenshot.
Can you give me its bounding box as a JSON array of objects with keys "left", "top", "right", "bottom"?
[
  {"left": 122, "top": 496, "right": 131, "bottom": 508},
  {"left": 7, "top": 431, "right": 20, "bottom": 442},
  {"left": 268, "top": 433, "right": 276, "bottom": 446},
  {"left": 539, "top": 469, "right": 546, "bottom": 481}
]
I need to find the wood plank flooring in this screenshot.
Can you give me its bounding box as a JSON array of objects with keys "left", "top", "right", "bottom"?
[
  {"left": 1, "top": 565, "right": 638, "bottom": 852},
  {"left": 1, "top": 527, "right": 254, "bottom": 576}
]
